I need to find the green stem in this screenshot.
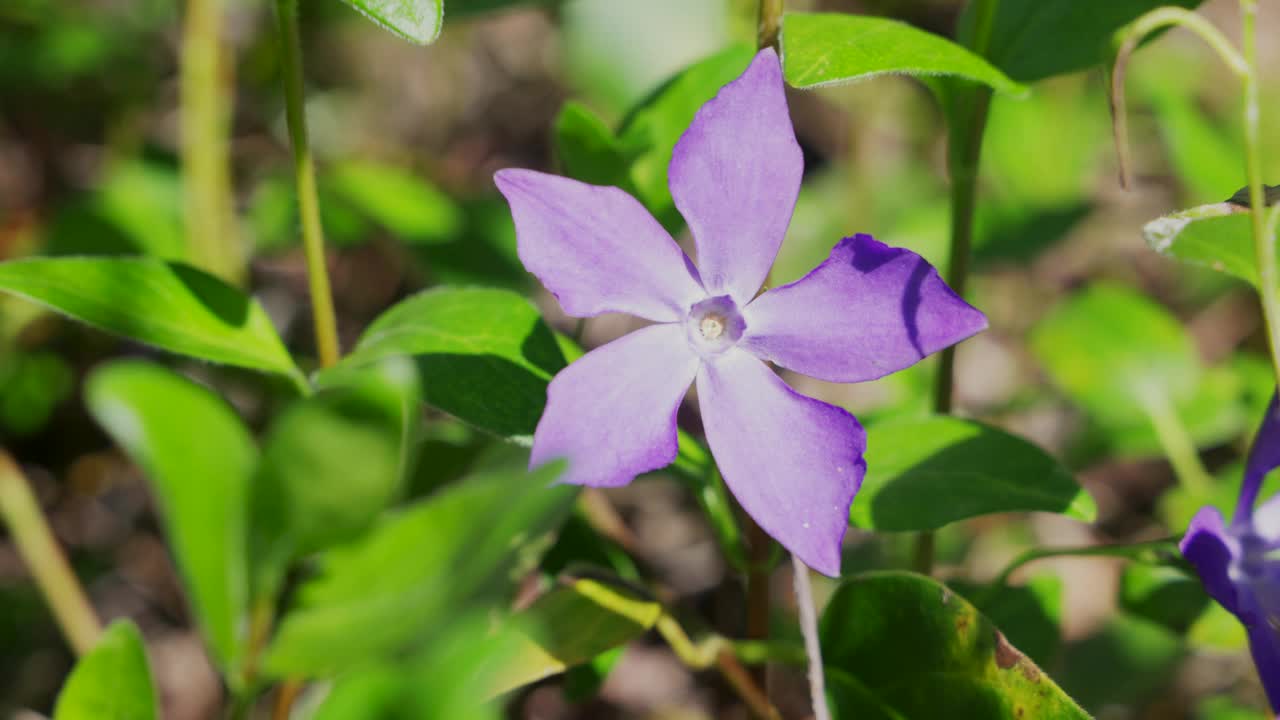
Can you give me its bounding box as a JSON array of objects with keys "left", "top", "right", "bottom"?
[
  {"left": 1109, "top": 6, "right": 1248, "bottom": 189},
  {"left": 181, "top": 0, "right": 243, "bottom": 284},
  {"left": 0, "top": 450, "right": 101, "bottom": 656},
  {"left": 672, "top": 430, "right": 748, "bottom": 571},
  {"left": 654, "top": 614, "right": 782, "bottom": 720},
  {"left": 1240, "top": 0, "right": 1280, "bottom": 388},
  {"left": 274, "top": 0, "right": 340, "bottom": 369},
  {"left": 981, "top": 537, "right": 1180, "bottom": 604},
  {"left": 1141, "top": 391, "right": 1214, "bottom": 499},
  {"left": 917, "top": 0, "right": 1000, "bottom": 575}
]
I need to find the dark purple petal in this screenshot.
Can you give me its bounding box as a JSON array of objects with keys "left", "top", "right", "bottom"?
[
  {"left": 1240, "top": 392, "right": 1280, "bottom": 521},
  {"left": 495, "top": 169, "right": 704, "bottom": 322},
  {"left": 1244, "top": 619, "right": 1280, "bottom": 715},
  {"left": 531, "top": 323, "right": 698, "bottom": 487},
  {"left": 668, "top": 48, "right": 802, "bottom": 306},
  {"left": 1181, "top": 506, "right": 1242, "bottom": 616},
  {"left": 740, "top": 234, "right": 988, "bottom": 383},
  {"left": 695, "top": 349, "right": 865, "bottom": 576}
]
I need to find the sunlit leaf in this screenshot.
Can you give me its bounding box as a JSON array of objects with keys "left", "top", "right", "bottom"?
[
  {"left": 852, "top": 416, "right": 1094, "bottom": 531},
  {"left": 86, "top": 362, "right": 254, "bottom": 672},
  {"left": 0, "top": 257, "right": 302, "bottom": 383},
  {"left": 1144, "top": 202, "right": 1258, "bottom": 286},
  {"left": 340, "top": 0, "right": 442, "bottom": 45},
  {"left": 332, "top": 287, "right": 566, "bottom": 440},
  {"left": 781, "top": 13, "right": 1025, "bottom": 95},
  {"left": 53, "top": 621, "right": 157, "bottom": 720},
  {"left": 822, "top": 572, "right": 1088, "bottom": 719}
]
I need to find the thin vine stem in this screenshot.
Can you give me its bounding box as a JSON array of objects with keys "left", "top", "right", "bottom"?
[
  {"left": 917, "top": 0, "right": 1000, "bottom": 575},
  {"left": 0, "top": 450, "right": 101, "bottom": 656},
  {"left": 979, "top": 537, "right": 1181, "bottom": 605},
  {"left": 1141, "top": 391, "right": 1214, "bottom": 498},
  {"left": 274, "top": 0, "right": 340, "bottom": 368}
]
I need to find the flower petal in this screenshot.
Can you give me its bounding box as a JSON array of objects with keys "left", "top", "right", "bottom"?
[
  {"left": 696, "top": 349, "right": 865, "bottom": 576},
  {"left": 1241, "top": 391, "right": 1280, "bottom": 519},
  {"left": 496, "top": 169, "right": 704, "bottom": 322},
  {"left": 531, "top": 323, "right": 699, "bottom": 487},
  {"left": 1244, "top": 619, "right": 1280, "bottom": 714},
  {"left": 741, "top": 234, "right": 988, "bottom": 383},
  {"left": 1181, "top": 506, "right": 1242, "bottom": 616},
  {"left": 668, "top": 48, "right": 802, "bottom": 306}
]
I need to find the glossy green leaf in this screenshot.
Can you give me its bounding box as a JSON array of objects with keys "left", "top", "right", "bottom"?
[
  {"left": 958, "top": 0, "right": 1204, "bottom": 83},
  {"left": 781, "top": 13, "right": 1025, "bottom": 95},
  {"left": 953, "top": 575, "right": 1063, "bottom": 667},
  {"left": 54, "top": 621, "right": 157, "bottom": 720},
  {"left": 333, "top": 287, "right": 566, "bottom": 440},
  {"left": 251, "top": 358, "right": 421, "bottom": 596},
  {"left": 851, "top": 416, "right": 1094, "bottom": 531},
  {"left": 86, "top": 362, "right": 254, "bottom": 672},
  {"left": 340, "top": 0, "right": 441, "bottom": 45},
  {"left": 328, "top": 161, "right": 461, "bottom": 244},
  {"left": 0, "top": 257, "right": 301, "bottom": 383},
  {"left": 1144, "top": 202, "right": 1258, "bottom": 286},
  {"left": 486, "top": 576, "right": 662, "bottom": 695},
  {"left": 1031, "top": 283, "right": 1199, "bottom": 427},
  {"left": 264, "top": 462, "right": 574, "bottom": 676},
  {"left": 821, "top": 571, "right": 1088, "bottom": 719}
]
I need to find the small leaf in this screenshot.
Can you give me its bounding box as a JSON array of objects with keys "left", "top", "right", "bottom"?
[
  {"left": 0, "top": 257, "right": 301, "bottom": 382},
  {"left": 53, "top": 620, "right": 157, "bottom": 720},
  {"left": 1144, "top": 202, "right": 1258, "bottom": 285},
  {"left": 486, "top": 576, "right": 662, "bottom": 695},
  {"left": 86, "top": 362, "right": 254, "bottom": 672},
  {"left": 1030, "top": 283, "right": 1199, "bottom": 428},
  {"left": 851, "top": 416, "right": 1094, "bottom": 532},
  {"left": 328, "top": 161, "right": 461, "bottom": 244},
  {"left": 333, "top": 287, "right": 567, "bottom": 440},
  {"left": 251, "top": 358, "right": 421, "bottom": 596},
  {"left": 264, "top": 462, "right": 574, "bottom": 676},
  {"left": 553, "top": 101, "right": 631, "bottom": 189},
  {"left": 780, "top": 13, "right": 1025, "bottom": 95},
  {"left": 958, "top": 0, "right": 1204, "bottom": 83},
  {"left": 340, "top": 0, "right": 442, "bottom": 45},
  {"left": 821, "top": 571, "right": 1088, "bottom": 719}
]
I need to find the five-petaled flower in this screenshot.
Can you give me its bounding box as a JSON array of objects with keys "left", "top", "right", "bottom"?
[
  {"left": 1182, "top": 392, "right": 1280, "bottom": 714},
  {"left": 494, "top": 48, "right": 986, "bottom": 576}
]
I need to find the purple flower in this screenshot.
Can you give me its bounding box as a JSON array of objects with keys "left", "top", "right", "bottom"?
[
  {"left": 1182, "top": 393, "right": 1280, "bottom": 714},
  {"left": 494, "top": 48, "right": 986, "bottom": 576}
]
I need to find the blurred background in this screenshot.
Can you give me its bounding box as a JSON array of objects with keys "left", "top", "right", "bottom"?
[{"left": 2, "top": 0, "right": 1280, "bottom": 717}]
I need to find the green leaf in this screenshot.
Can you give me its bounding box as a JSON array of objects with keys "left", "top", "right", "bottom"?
[
  {"left": 485, "top": 576, "right": 662, "bottom": 695},
  {"left": 1144, "top": 202, "right": 1258, "bottom": 286},
  {"left": 1058, "top": 613, "right": 1182, "bottom": 711},
  {"left": 264, "top": 462, "right": 574, "bottom": 676},
  {"left": 0, "top": 257, "right": 301, "bottom": 383},
  {"left": 780, "top": 13, "right": 1025, "bottom": 95},
  {"left": 250, "top": 358, "right": 421, "bottom": 596},
  {"left": 851, "top": 416, "right": 1094, "bottom": 532},
  {"left": 953, "top": 575, "right": 1064, "bottom": 667},
  {"left": 821, "top": 571, "right": 1088, "bottom": 719},
  {"left": 85, "top": 362, "right": 254, "bottom": 672},
  {"left": 328, "top": 161, "right": 461, "bottom": 244},
  {"left": 958, "top": 0, "right": 1204, "bottom": 84},
  {"left": 54, "top": 620, "right": 157, "bottom": 720},
  {"left": 333, "top": 287, "right": 566, "bottom": 440},
  {"left": 340, "top": 0, "right": 441, "bottom": 45},
  {"left": 554, "top": 101, "right": 631, "bottom": 189},
  {"left": 1030, "top": 283, "right": 1199, "bottom": 428},
  {"left": 1187, "top": 601, "right": 1247, "bottom": 652}
]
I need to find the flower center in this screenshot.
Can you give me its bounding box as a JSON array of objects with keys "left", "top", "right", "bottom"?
[{"left": 685, "top": 295, "right": 745, "bottom": 357}]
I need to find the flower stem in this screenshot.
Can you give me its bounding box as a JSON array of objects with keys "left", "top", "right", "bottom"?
[
  {"left": 181, "top": 0, "right": 243, "bottom": 284},
  {"left": 918, "top": 0, "right": 1000, "bottom": 575},
  {"left": 791, "top": 555, "right": 830, "bottom": 720},
  {"left": 0, "top": 450, "right": 101, "bottom": 656},
  {"left": 757, "top": 0, "right": 783, "bottom": 52},
  {"left": 1141, "top": 391, "right": 1214, "bottom": 499},
  {"left": 743, "top": 515, "right": 773, "bottom": 692},
  {"left": 274, "top": 0, "right": 340, "bottom": 368},
  {"left": 1240, "top": 0, "right": 1280, "bottom": 388},
  {"left": 981, "top": 536, "right": 1180, "bottom": 602}
]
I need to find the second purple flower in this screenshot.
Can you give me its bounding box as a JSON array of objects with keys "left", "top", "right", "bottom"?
[{"left": 495, "top": 48, "right": 987, "bottom": 576}]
